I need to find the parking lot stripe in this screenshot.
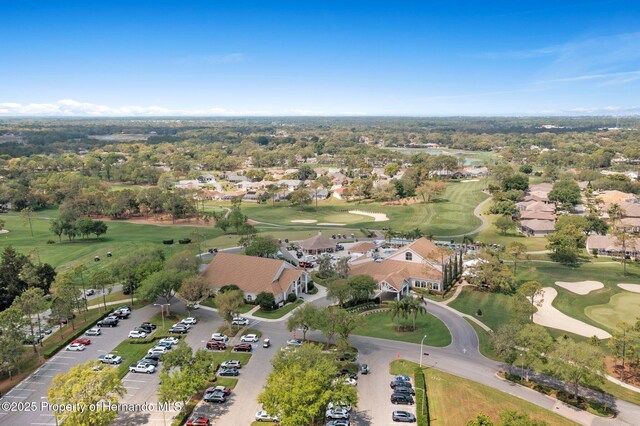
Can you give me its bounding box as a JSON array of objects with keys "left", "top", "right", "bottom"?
[{"left": 122, "top": 379, "right": 146, "bottom": 383}]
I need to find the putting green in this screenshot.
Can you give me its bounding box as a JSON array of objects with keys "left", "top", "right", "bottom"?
[{"left": 585, "top": 292, "right": 640, "bottom": 331}]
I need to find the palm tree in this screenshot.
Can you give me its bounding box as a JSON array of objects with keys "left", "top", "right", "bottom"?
[
  {"left": 406, "top": 297, "right": 427, "bottom": 330},
  {"left": 388, "top": 298, "right": 409, "bottom": 327}
]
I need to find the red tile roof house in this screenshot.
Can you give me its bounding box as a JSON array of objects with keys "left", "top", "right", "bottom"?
[
  {"left": 203, "top": 252, "right": 310, "bottom": 305},
  {"left": 350, "top": 238, "right": 445, "bottom": 299}
]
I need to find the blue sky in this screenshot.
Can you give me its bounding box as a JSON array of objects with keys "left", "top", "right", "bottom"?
[{"left": 1, "top": 0, "right": 639, "bottom": 116}]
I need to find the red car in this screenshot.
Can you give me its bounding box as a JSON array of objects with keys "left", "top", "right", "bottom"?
[
  {"left": 186, "top": 417, "right": 210, "bottom": 426},
  {"left": 205, "top": 385, "right": 231, "bottom": 396},
  {"left": 206, "top": 340, "right": 226, "bottom": 350},
  {"left": 72, "top": 337, "right": 91, "bottom": 345},
  {"left": 232, "top": 343, "right": 252, "bottom": 352}
]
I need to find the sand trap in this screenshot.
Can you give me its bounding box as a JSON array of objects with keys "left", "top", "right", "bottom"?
[
  {"left": 0, "top": 230, "right": 9, "bottom": 234},
  {"left": 348, "top": 210, "right": 389, "bottom": 222},
  {"left": 555, "top": 280, "right": 604, "bottom": 295},
  {"left": 461, "top": 179, "right": 480, "bottom": 182},
  {"left": 318, "top": 223, "right": 346, "bottom": 226},
  {"left": 617, "top": 283, "right": 640, "bottom": 293},
  {"left": 290, "top": 219, "right": 317, "bottom": 224},
  {"left": 533, "top": 288, "right": 611, "bottom": 339}
]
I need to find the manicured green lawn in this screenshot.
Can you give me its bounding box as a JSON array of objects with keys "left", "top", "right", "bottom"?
[
  {"left": 253, "top": 300, "right": 303, "bottom": 319},
  {"left": 354, "top": 311, "right": 451, "bottom": 347},
  {"left": 0, "top": 208, "right": 222, "bottom": 272},
  {"left": 585, "top": 292, "right": 640, "bottom": 332},
  {"left": 86, "top": 290, "right": 127, "bottom": 307},
  {"left": 424, "top": 365, "right": 578, "bottom": 426},
  {"left": 209, "top": 180, "right": 488, "bottom": 236},
  {"left": 448, "top": 287, "right": 516, "bottom": 332},
  {"left": 474, "top": 212, "right": 548, "bottom": 251}
]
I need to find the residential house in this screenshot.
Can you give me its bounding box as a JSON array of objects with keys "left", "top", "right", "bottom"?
[
  {"left": 520, "top": 219, "right": 556, "bottom": 236},
  {"left": 203, "top": 252, "right": 310, "bottom": 304},
  {"left": 586, "top": 234, "right": 640, "bottom": 258}
]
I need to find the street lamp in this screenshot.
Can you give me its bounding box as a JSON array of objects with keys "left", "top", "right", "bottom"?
[
  {"left": 153, "top": 303, "right": 170, "bottom": 329},
  {"left": 419, "top": 335, "right": 428, "bottom": 368}
]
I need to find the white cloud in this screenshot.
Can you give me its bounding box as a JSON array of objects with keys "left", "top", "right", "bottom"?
[{"left": 0, "top": 99, "right": 368, "bottom": 117}]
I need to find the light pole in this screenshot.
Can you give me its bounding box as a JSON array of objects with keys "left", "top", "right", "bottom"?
[
  {"left": 419, "top": 335, "right": 427, "bottom": 368},
  {"left": 154, "top": 303, "right": 170, "bottom": 329}
]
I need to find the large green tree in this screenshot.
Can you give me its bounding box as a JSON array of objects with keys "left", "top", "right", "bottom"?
[{"left": 550, "top": 339, "right": 605, "bottom": 399}]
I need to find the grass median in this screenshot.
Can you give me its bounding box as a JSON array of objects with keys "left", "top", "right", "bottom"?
[{"left": 253, "top": 300, "right": 302, "bottom": 319}]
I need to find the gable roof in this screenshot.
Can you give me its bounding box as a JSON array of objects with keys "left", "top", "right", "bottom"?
[
  {"left": 350, "top": 259, "right": 442, "bottom": 291},
  {"left": 519, "top": 210, "right": 556, "bottom": 221},
  {"left": 203, "top": 252, "right": 303, "bottom": 295},
  {"left": 520, "top": 219, "right": 556, "bottom": 232},
  {"left": 389, "top": 237, "right": 442, "bottom": 261}
]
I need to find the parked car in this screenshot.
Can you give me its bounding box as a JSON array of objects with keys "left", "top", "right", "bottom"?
[
  {"left": 326, "top": 407, "right": 350, "bottom": 420},
  {"left": 181, "top": 317, "right": 197, "bottom": 325},
  {"left": 169, "top": 326, "right": 188, "bottom": 334},
  {"left": 185, "top": 417, "right": 210, "bottom": 426},
  {"left": 129, "top": 363, "right": 155, "bottom": 374},
  {"left": 327, "top": 420, "right": 350, "bottom": 426},
  {"left": 85, "top": 289, "right": 95, "bottom": 296},
  {"left": 66, "top": 343, "right": 85, "bottom": 351},
  {"left": 139, "top": 358, "right": 158, "bottom": 367},
  {"left": 231, "top": 317, "right": 249, "bottom": 326},
  {"left": 211, "top": 333, "right": 229, "bottom": 342},
  {"left": 218, "top": 367, "right": 239, "bottom": 377},
  {"left": 112, "top": 310, "right": 130, "bottom": 319},
  {"left": 72, "top": 337, "right": 91, "bottom": 345},
  {"left": 203, "top": 389, "right": 226, "bottom": 403},
  {"left": 240, "top": 334, "right": 259, "bottom": 342},
  {"left": 220, "top": 360, "right": 241, "bottom": 369},
  {"left": 232, "top": 343, "right": 252, "bottom": 352},
  {"left": 390, "top": 380, "right": 413, "bottom": 389},
  {"left": 23, "top": 334, "right": 43, "bottom": 345},
  {"left": 156, "top": 341, "right": 172, "bottom": 350},
  {"left": 98, "top": 354, "right": 122, "bottom": 364},
  {"left": 327, "top": 402, "right": 352, "bottom": 412},
  {"left": 206, "top": 340, "right": 226, "bottom": 350},
  {"left": 97, "top": 317, "right": 119, "bottom": 327},
  {"left": 159, "top": 337, "right": 179, "bottom": 346},
  {"left": 390, "top": 393, "right": 414, "bottom": 405},
  {"left": 360, "top": 364, "right": 370, "bottom": 374},
  {"left": 263, "top": 338, "right": 271, "bottom": 348},
  {"left": 144, "top": 354, "right": 161, "bottom": 362},
  {"left": 85, "top": 328, "right": 102, "bottom": 336},
  {"left": 211, "top": 385, "right": 231, "bottom": 396},
  {"left": 138, "top": 324, "right": 155, "bottom": 334},
  {"left": 172, "top": 322, "right": 190, "bottom": 330},
  {"left": 140, "top": 322, "right": 156, "bottom": 330},
  {"left": 255, "top": 410, "right": 279, "bottom": 422},
  {"left": 286, "top": 339, "right": 303, "bottom": 346},
  {"left": 147, "top": 346, "right": 168, "bottom": 356},
  {"left": 392, "top": 410, "right": 416, "bottom": 423},
  {"left": 394, "top": 386, "right": 415, "bottom": 396},
  {"left": 128, "top": 330, "right": 147, "bottom": 339},
  {"left": 117, "top": 306, "right": 132, "bottom": 313}
]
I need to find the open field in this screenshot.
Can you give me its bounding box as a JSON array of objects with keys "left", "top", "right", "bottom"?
[
  {"left": 448, "top": 288, "right": 516, "bottom": 331},
  {"left": 354, "top": 311, "right": 452, "bottom": 347},
  {"left": 217, "top": 180, "right": 489, "bottom": 236},
  {"left": 425, "top": 367, "right": 578, "bottom": 426},
  {"left": 383, "top": 147, "right": 496, "bottom": 166}
]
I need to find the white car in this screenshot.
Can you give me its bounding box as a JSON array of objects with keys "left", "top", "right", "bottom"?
[
  {"left": 129, "top": 362, "right": 155, "bottom": 374},
  {"left": 255, "top": 410, "right": 279, "bottom": 422},
  {"left": 286, "top": 339, "right": 303, "bottom": 346},
  {"left": 327, "top": 402, "right": 352, "bottom": 412},
  {"left": 66, "top": 343, "right": 85, "bottom": 351},
  {"left": 181, "top": 317, "right": 197, "bottom": 325},
  {"left": 147, "top": 346, "right": 168, "bottom": 356},
  {"left": 240, "top": 334, "right": 259, "bottom": 343},
  {"left": 231, "top": 317, "right": 249, "bottom": 326},
  {"left": 85, "top": 328, "right": 102, "bottom": 336},
  {"left": 326, "top": 407, "right": 350, "bottom": 419},
  {"left": 220, "top": 360, "right": 242, "bottom": 369},
  {"left": 158, "top": 337, "right": 179, "bottom": 346},
  {"left": 211, "top": 333, "right": 229, "bottom": 342},
  {"left": 128, "top": 330, "right": 147, "bottom": 339}
]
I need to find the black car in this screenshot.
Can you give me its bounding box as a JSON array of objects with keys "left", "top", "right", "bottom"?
[
  {"left": 138, "top": 324, "right": 154, "bottom": 333},
  {"left": 218, "top": 367, "right": 239, "bottom": 377},
  {"left": 144, "top": 354, "right": 161, "bottom": 362},
  {"left": 141, "top": 322, "right": 157, "bottom": 330},
  {"left": 392, "top": 410, "right": 416, "bottom": 423},
  {"left": 390, "top": 393, "right": 414, "bottom": 405},
  {"left": 394, "top": 386, "right": 415, "bottom": 396},
  {"left": 169, "top": 326, "right": 188, "bottom": 334},
  {"left": 390, "top": 379, "right": 412, "bottom": 389},
  {"left": 97, "top": 317, "right": 119, "bottom": 327},
  {"left": 139, "top": 358, "right": 158, "bottom": 367}
]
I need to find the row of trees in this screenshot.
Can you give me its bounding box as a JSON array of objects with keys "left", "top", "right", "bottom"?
[{"left": 50, "top": 215, "right": 108, "bottom": 241}]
